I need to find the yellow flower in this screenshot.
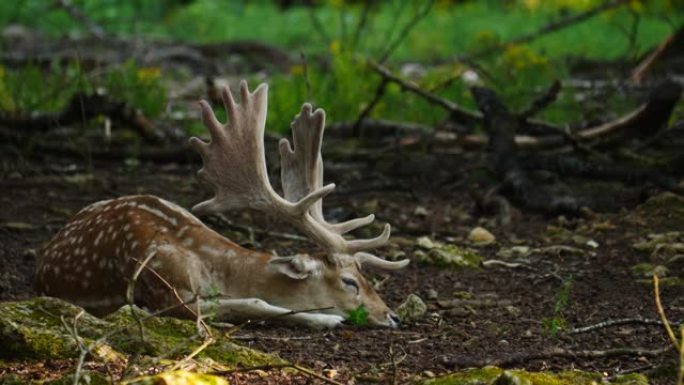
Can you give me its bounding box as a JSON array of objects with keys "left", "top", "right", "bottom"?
[
  {"left": 329, "top": 40, "right": 341, "bottom": 55},
  {"left": 290, "top": 64, "right": 305, "bottom": 76},
  {"left": 136, "top": 67, "right": 161, "bottom": 82},
  {"left": 523, "top": 0, "right": 540, "bottom": 11}
]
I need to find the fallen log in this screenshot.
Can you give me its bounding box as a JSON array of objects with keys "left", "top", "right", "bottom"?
[{"left": 458, "top": 80, "right": 682, "bottom": 150}]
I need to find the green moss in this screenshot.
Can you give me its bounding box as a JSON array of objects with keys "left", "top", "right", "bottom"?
[
  {"left": 425, "top": 367, "right": 648, "bottom": 385},
  {"left": 0, "top": 298, "right": 282, "bottom": 368},
  {"left": 425, "top": 366, "right": 503, "bottom": 385},
  {"left": 414, "top": 237, "right": 482, "bottom": 269},
  {"left": 0, "top": 297, "right": 108, "bottom": 359},
  {"left": 0, "top": 374, "right": 26, "bottom": 385}
]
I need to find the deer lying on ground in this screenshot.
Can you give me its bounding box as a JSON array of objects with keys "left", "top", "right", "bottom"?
[{"left": 34, "top": 81, "right": 409, "bottom": 328}]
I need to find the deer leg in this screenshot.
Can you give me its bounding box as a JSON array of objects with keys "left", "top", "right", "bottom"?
[{"left": 202, "top": 298, "right": 344, "bottom": 329}]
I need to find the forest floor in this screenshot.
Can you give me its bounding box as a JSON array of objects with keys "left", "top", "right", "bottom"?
[{"left": 1, "top": 149, "right": 683, "bottom": 384}]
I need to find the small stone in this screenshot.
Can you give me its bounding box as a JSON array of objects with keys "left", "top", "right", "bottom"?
[
  {"left": 416, "top": 236, "right": 436, "bottom": 249},
  {"left": 586, "top": 239, "right": 599, "bottom": 248},
  {"left": 413, "top": 206, "right": 429, "bottom": 216},
  {"left": 494, "top": 371, "right": 529, "bottom": 385},
  {"left": 423, "top": 370, "right": 436, "bottom": 378},
  {"left": 396, "top": 294, "right": 427, "bottom": 322},
  {"left": 468, "top": 227, "right": 495, "bottom": 246},
  {"left": 426, "top": 289, "right": 439, "bottom": 300},
  {"left": 505, "top": 305, "right": 521, "bottom": 317},
  {"left": 653, "top": 265, "right": 669, "bottom": 277}
]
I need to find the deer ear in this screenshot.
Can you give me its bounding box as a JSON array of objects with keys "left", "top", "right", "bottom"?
[{"left": 269, "top": 254, "right": 321, "bottom": 280}]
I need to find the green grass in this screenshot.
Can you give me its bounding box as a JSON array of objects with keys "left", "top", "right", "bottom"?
[
  {"left": 1, "top": 1, "right": 679, "bottom": 61},
  {"left": 0, "top": 1, "right": 681, "bottom": 133}
]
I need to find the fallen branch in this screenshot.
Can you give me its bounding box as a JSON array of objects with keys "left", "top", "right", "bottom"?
[
  {"left": 631, "top": 26, "right": 684, "bottom": 84},
  {"left": 0, "top": 92, "right": 165, "bottom": 143},
  {"left": 568, "top": 317, "right": 683, "bottom": 335},
  {"left": 519, "top": 80, "right": 561, "bottom": 120},
  {"left": 459, "top": 80, "right": 682, "bottom": 150},
  {"left": 370, "top": 61, "right": 481, "bottom": 126}
]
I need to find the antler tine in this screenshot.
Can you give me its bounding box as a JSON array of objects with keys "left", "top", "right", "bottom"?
[
  {"left": 280, "top": 103, "right": 408, "bottom": 268},
  {"left": 189, "top": 81, "right": 333, "bottom": 217},
  {"left": 190, "top": 81, "right": 407, "bottom": 270},
  {"left": 280, "top": 103, "right": 376, "bottom": 235}
]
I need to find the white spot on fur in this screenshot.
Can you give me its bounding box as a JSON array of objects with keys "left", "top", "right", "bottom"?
[
  {"left": 94, "top": 231, "right": 104, "bottom": 246},
  {"left": 198, "top": 245, "right": 223, "bottom": 257},
  {"left": 176, "top": 225, "right": 190, "bottom": 238},
  {"left": 138, "top": 203, "right": 177, "bottom": 226},
  {"left": 158, "top": 198, "right": 197, "bottom": 221}
]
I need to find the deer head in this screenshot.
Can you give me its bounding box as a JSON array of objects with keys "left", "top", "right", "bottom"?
[{"left": 189, "top": 81, "right": 409, "bottom": 326}]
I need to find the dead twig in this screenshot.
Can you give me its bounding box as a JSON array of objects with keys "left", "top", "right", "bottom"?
[
  {"left": 631, "top": 26, "right": 684, "bottom": 84},
  {"left": 519, "top": 80, "right": 561, "bottom": 120},
  {"left": 568, "top": 317, "right": 683, "bottom": 335},
  {"left": 654, "top": 274, "right": 680, "bottom": 350},
  {"left": 370, "top": 61, "right": 481, "bottom": 126},
  {"left": 654, "top": 274, "right": 684, "bottom": 385},
  {"left": 126, "top": 246, "right": 159, "bottom": 342},
  {"left": 59, "top": 310, "right": 88, "bottom": 385},
  {"left": 353, "top": 77, "right": 389, "bottom": 136}
]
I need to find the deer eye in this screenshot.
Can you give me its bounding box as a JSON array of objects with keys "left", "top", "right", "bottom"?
[{"left": 342, "top": 277, "right": 359, "bottom": 293}]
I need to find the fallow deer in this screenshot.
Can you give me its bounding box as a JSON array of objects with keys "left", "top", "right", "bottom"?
[{"left": 34, "top": 81, "right": 409, "bottom": 328}]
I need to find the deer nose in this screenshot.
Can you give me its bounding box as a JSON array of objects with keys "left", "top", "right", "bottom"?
[{"left": 387, "top": 312, "right": 401, "bottom": 328}]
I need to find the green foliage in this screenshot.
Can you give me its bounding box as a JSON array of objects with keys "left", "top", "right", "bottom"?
[
  {"left": 104, "top": 60, "right": 167, "bottom": 117},
  {"left": 0, "top": 60, "right": 167, "bottom": 119},
  {"left": 1, "top": 1, "right": 679, "bottom": 61},
  {"left": 542, "top": 275, "right": 574, "bottom": 336},
  {"left": 0, "top": 62, "right": 88, "bottom": 114},
  {"left": 0, "top": 1, "right": 680, "bottom": 134},
  {"left": 346, "top": 304, "right": 369, "bottom": 326}
]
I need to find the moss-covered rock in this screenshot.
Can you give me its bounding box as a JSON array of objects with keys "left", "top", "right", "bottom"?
[
  {"left": 0, "top": 297, "right": 282, "bottom": 368},
  {"left": 415, "top": 237, "right": 482, "bottom": 269},
  {"left": 0, "top": 297, "right": 110, "bottom": 360},
  {"left": 424, "top": 367, "right": 648, "bottom": 385}
]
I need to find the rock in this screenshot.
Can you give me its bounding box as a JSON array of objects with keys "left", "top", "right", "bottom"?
[
  {"left": 493, "top": 371, "right": 530, "bottom": 385},
  {"left": 417, "top": 236, "right": 437, "bottom": 249},
  {"left": 396, "top": 294, "right": 427, "bottom": 322},
  {"left": 414, "top": 237, "right": 482, "bottom": 269},
  {"left": 426, "top": 289, "right": 439, "bottom": 300},
  {"left": 413, "top": 206, "right": 430, "bottom": 216},
  {"left": 0, "top": 297, "right": 282, "bottom": 367},
  {"left": 496, "top": 246, "right": 530, "bottom": 259},
  {"left": 468, "top": 227, "right": 495, "bottom": 246},
  {"left": 504, "top": 305, "right": 521, "bottom": 317}
]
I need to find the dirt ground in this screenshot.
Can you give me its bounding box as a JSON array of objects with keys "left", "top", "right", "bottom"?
[{"left": 1, "top": 150, "right": 683, "bottom": 384}]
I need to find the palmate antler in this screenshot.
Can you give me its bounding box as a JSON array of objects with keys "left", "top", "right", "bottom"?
[{"left": 189, "top": 81, "right": 407, "bottom": 269}]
